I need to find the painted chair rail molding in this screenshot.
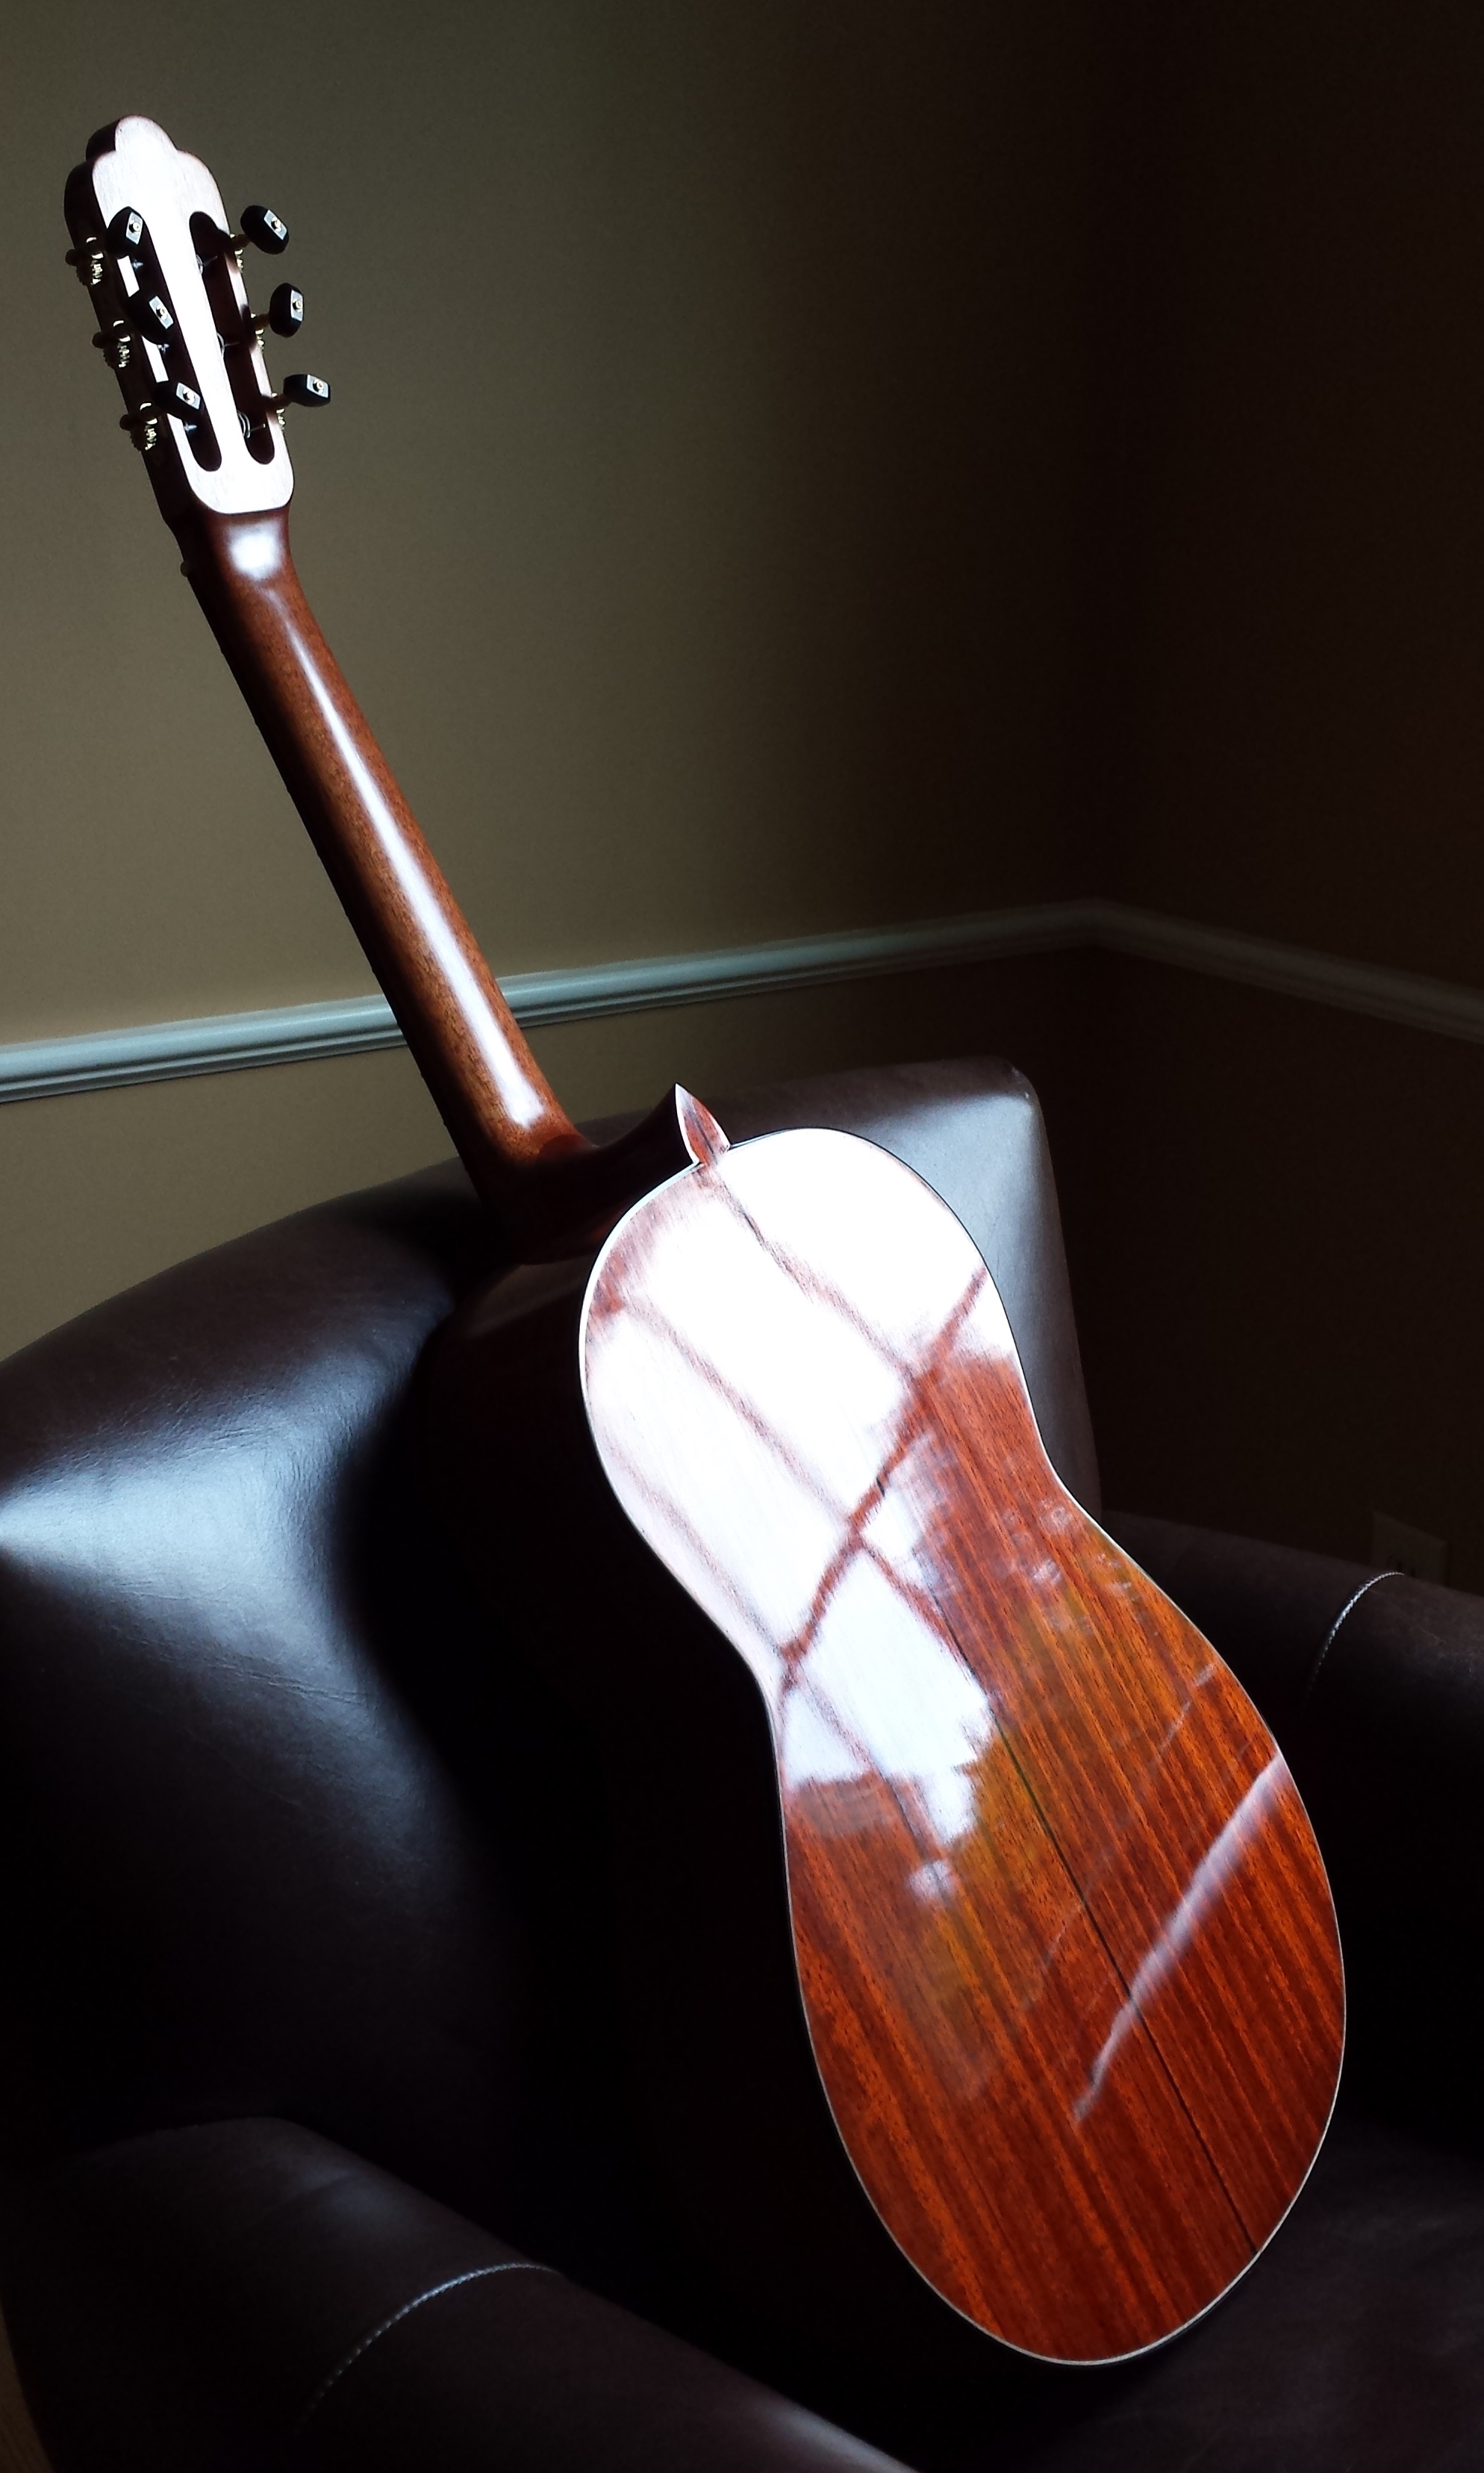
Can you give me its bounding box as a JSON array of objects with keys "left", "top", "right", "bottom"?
[{"left": 5, "top": 900, "right": 1484, "bottom": 1105}]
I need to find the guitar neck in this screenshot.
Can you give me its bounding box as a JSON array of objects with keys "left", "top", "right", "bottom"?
[
  {"left": 178, "top": 508, "right": 696, "bottom": 1256},
  {"left": 67, "top": 116, "right": 711, "bottom": 1255}
]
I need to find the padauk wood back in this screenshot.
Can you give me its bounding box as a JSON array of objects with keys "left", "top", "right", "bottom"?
[{"left": 581, "top": 1129, "right": 1342, "bottom": 2359}]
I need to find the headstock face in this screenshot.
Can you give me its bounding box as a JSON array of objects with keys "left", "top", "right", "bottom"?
[{"left": 64, "top": 116, "right": 311, "bottom": 520}]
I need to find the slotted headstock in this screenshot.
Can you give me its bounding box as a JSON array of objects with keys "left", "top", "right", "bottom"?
[{"left": 63, "top": 116, "right": 329, "bottom": 523}]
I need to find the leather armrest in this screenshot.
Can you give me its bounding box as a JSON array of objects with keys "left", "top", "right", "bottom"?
[
  {"left": 1100, "top": 1510, "right": 1391, "bottom": 1736},
  {"left": 0, "top": 2118, "right": 904, "bottom": 2473},
  {"left": 1106, "top": 1511, "right": 1484, "bottom": 2150}
]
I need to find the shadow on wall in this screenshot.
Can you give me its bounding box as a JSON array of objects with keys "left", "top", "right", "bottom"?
[{"left": 1061, "top": 956, "right": 1484, "bottom": 1597}]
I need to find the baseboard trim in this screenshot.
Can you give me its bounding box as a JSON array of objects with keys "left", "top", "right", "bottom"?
[{"left": 3, "top": 899, "right": 1481, "bottom": 1104}]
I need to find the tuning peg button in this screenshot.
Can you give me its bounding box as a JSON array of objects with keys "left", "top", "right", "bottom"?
[
  {"left": 240, "top": 203, "right": 290, "bottom": 254},
  {"left": 158, "top": 378, "right": 204, "bottom": 430},
  {"left": 132, "top": 290, "right": 177, "bottom": 347},
  {"left": 266, "top": 283, "right": 304, "bottom": 337},
  {"left": 280, "top": 371, "right": 330, "bottom": 408}
]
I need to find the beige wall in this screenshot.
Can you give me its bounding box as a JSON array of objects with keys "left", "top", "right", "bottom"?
[
  {"left": 0, "top": 956, "right": 1085, "bottom": 1367},
  {"left": 4, "top": 1, "right": 1484, "bottom": 1597},
  {"left": 1, "top": 0, "right": 1102, "bottom": 1354},
  {"left": 5, "top": 0, "right": 1098, "bottom": 1044}
]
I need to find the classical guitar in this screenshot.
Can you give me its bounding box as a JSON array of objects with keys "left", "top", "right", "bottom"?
[{"left": 65, "top": 116, "right": 1344, "bottom": 2370}]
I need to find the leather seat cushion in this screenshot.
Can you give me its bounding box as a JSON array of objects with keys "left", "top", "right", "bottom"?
[
  {"left": 0, "top": 1057, "right": 1089, "bottom": 2228},
  {"left": 890, "top": 2109, "right": 1484, "bottom": 2473}
]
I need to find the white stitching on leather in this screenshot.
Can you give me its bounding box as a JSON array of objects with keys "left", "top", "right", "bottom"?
[
  {"left": 294, "top": 2260, "right": 555, "bottom": 2430},
  {"left": 1297, "top": 1570, "right": 1401, "bottom": 1720}
]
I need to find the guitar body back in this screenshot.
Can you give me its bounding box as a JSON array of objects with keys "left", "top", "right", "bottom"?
[{"left": 576, "top": 1129, "right": 1343, "bottom": 2365}]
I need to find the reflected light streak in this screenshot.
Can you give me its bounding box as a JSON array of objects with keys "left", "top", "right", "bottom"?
[
  {"left": 629, "top": 1210, "right": 908, "bottom": 1518},
  {"left": 909, "top": 1856, "right": 958, "bottom": 1903},
  {"left": 292, "top": 642, "right": 549, "bottom": 1134},
  {"left": 1073, "top": 1754, "right": 1285, "bottom": 2122},
  {"left": 589, "top": 1138, "right": 1032, "bottom": 1877},
  {"left": 225, "top": 515, "right": 287, "bottom": 581},
  {"left": 785, "top": 1555, "right": 997, "bottom": 1851}
]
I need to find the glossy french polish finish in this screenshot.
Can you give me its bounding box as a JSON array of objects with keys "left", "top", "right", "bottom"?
[
  {"left": 177, "top": 509, "right": 705, "bottom": 1255},
  {"left": 582, "top": 1129, "right": 1344, "bottom": 2363}
]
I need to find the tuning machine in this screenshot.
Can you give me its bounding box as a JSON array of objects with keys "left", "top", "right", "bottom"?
[
  {"left": 91, "top": 319, "right": 134, "bottom": 373},
  {"left": 78, "top": 208, "right": 179, "bottom": 352},
  {"left": 238, "top": 203, "right": 290, "bottom": 255},
  {"left": 159, "top": 376, "right": 205, "bottom": 428},
  {"left": 131, "top": 289, "right": 178, "bottom": 349},
  {"left": 65, "top": 239, "right": 108, "bottom": 290},
  {"left": 119, "top": 377, "right": 205, "bottom": 452},
  {"left": 194, "top": 204, "right": 290, "bottom": 268},
  {"left": 271, "top": 371, "right": 331, "bottom": 413},
  {"left": 255, "top": 282, "right": 304, "bottom": 340},
  {"left": 66, "top": 205, "right": 146, "bottom": 293}
]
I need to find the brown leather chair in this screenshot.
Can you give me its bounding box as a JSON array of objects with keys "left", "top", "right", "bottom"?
[{"left": 1, "top": 1058, "right": 1482, "bottom": 2472}]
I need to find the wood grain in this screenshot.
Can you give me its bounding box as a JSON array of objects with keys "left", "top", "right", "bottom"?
[
  {"left": 581, "top": 1129, "right": 1343, "bottom": 2361},
  {"left": 175, "top": 508, "right": 708, "bottom": 1256}
]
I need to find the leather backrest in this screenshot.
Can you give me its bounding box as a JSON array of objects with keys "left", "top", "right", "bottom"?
[{"left": 0, "top": 1059, "right": 1094, "bottom": 2235}]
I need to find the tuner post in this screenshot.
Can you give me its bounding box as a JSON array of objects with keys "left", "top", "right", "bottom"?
[
  {"left": 65, "top": 241, "right": 108, "bottom": 290},
  {"left": 92, "top": 321, "right": 134, "bottom": 372},
  {"left": 119, "top": 408, "right": 160, "bottom": 455},
  {"left": 119, "top": 378, "right": 205, "bottom": 454}
]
